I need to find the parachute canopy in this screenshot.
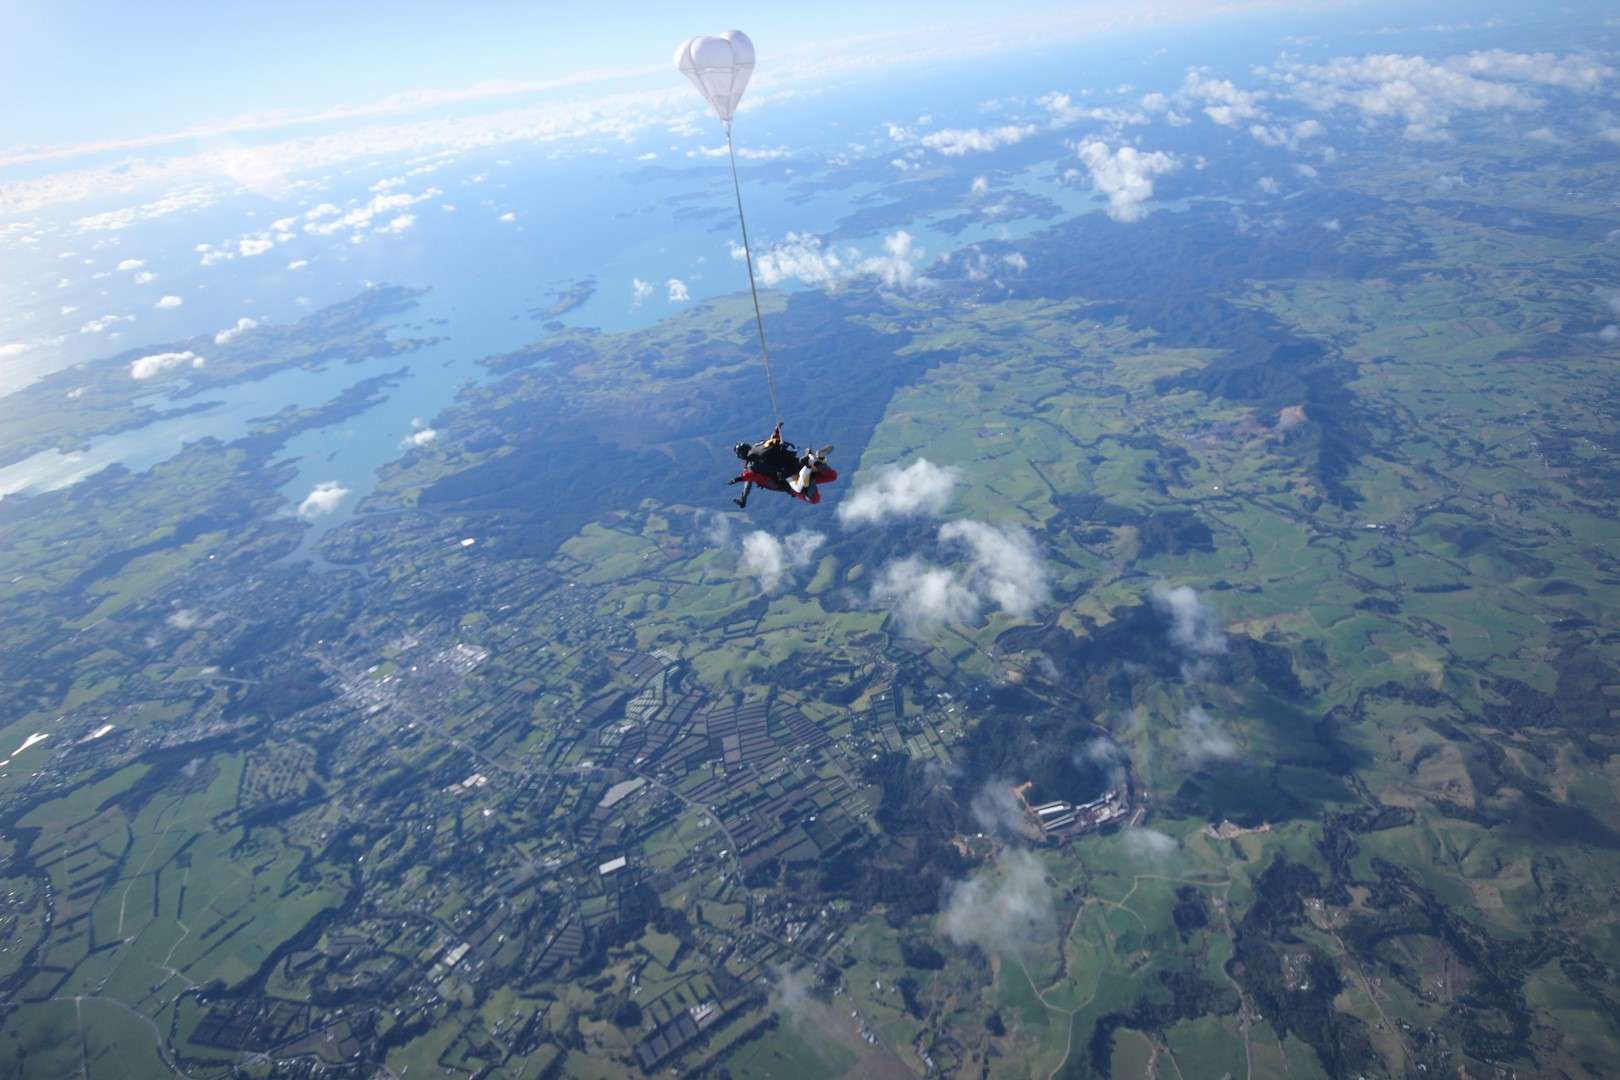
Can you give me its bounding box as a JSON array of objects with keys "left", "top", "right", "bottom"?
[{"left": 675, "top": 30, "right": 755, "bottom": 124}]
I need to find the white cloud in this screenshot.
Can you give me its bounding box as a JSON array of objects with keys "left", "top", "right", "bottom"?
[
  {"left": 497, "top": 211, "right": 517, "bottom": 223},
  {"left": 1180, "top": 705, "right": 1238, "bottom": 764},
  {"left": 1038, "top": 92, "right": 1147, "bottom": 128},
  {"left": 838, "top": 458, "right": 959, "bottom": 525},
  {"left": 1257, "top": 176, "right": 1280, "bottom": 195},
  {"left": 129, "top": 350, "right": 204, "bottom": 379},
  {"left": 746, "top": 233, "right": 846, "bottom": 288},
  {"left": 115, "top": 258, "right": 144, "bottom": 271},
  {"left": 80, "top": 314, "right": 133, "bottom": 334},
  {"left": 687, "top": 144, "right": 791, "bottom": 161},
  {"left": 303, "top": 189, "right": 442, "bottom": 237},
  {"left": 69, "top": 187, "right": 217, "bottom": 232},
  {"left": 287, "top": 259, "right": 310, "bottom": 270},
  {"left": 213, "top": 317, "right": 258, "bottom": 345},
  {"left": 154, "top": 294, "right": 183, "bottom": 309},
  {"left": 238, "top": 236, "right": 275, "bottom": 256},
  {"left": 1151, "top": 583, "right": 1226, "bottom": 657},
  {"left": 938, "top": 520, "right": 1049, "bottom": 619},
  {"left": 0, "top": 343, "right": 31, "bottom": 358},
  {"left": 405, "top": 427, "right": 438, "bottom": 447},
  {"left": 855, "top": 229, "right": 928, "bottom": 290},
  {"left": 969, "top": 781, "right": 1034, "bottom": 839},
  {"left": 666, "top": 278, "right": 689, "bottom": 303},
  {"left": 1123, "top": 827, "right": 1178, "bottom": 861},
  {"left": 167, "top": 609, "right": 201, "bottom": 630},
  {"left": 297, "top": 480, "right": 351, "bottom": 519},
  {"left": 1270, "top": 50, "right": 1610, "bottom": 140},
  {"left": 374, "top": 212, "right": 416, "bottom": 234},
  {"left": 1002, "top": 252, "right": 1028, "bottom": 272},
  {"left": 630, "top": 278, "right": 654, "bottom": 308},
  {"left": 920, "top": 124, "right": 1037, "bottom": 156},
  {"left": 1181, "top": 70, "right": 1268, "bottom": 127},
  {"left": 1074, "top": 139, "right": 1179, "bottom": 223},
  {"left": 940, "top": 850, "right": 1054, "bottom": 958},
  {"left": 739, "top": 529, "right": 826, "bottom": 593},
  {"left": 742, "top": 230, "right": 927, "bottom": 292},
  {"left": 132, "top": 270, "right": 157, "bottom": 284},
  {"left": 970, "top": 175, "right": 989, "bottom": 196},
  {"left": 871, "top": 556, "right": 981, "bottom": 634}
]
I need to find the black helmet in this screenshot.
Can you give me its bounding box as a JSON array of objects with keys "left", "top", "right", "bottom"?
[{"left": 733, "top": 442, "right": 751, "bottom": 460}]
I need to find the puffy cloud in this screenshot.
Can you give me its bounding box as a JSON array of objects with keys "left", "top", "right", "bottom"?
[
  {"left": 1271, "top": 51, "right": 1602, "bottom": 140},
  {"left": 405, "top": 426, "right": 438, "bottom": 447},
  {"left": 297, "top": 480, "right": 351, "bottom": 519},
  {"left": 129, "top": 350, "right": 204, "bottom": 379},
  {"left": 920, "top": 124, "right": 1036, "bottom": 156},
  {"left": 855, "top": 229, "right": 927, "bottom": 290},
  {"left": 166, "top": 608, "right": 201, "bottom": 630},
  {"left": 1181, "top": 71, "right": 1267, "bottom": 126},
  {"left": 746, "top": 232, "right": 846, "bottom": 288},
  {"left": 1038, "top": 92, "right": 1147, "bottom": 128},
  {"left": 1151, "top": 583, "right": 1226, "bottom": 658},
  {"left": 1448, "top": 49, "right": 1612, "bottom": 91},
  {"left": 238, "top": 237, "right": 275, "bottom": 256},
  {"left": 871, "top": 556, "right": 981, "bottom": 634},
  {"left": 1002, "top": 252, "right": 1028, "bottom": 272},
  {"left": 154, "top": 295, "right": 183, "bottom": 309},
  {"left": 838, "top": 458, "right": 959, "bottom": 525},
  {"left": 214, "top": 317, "right": 258, "bottom": 345},
  {"left": 0, "top": 342, "right": 31, "bottom": 357},
  {"left": 1257, "top": 176, "right": 1280, "bottom": 195},
  {"left": 497, "top": 211, "right": 517, "bottom": 223},
  {"left": 743, "top": 230, "right": 928, "bottom": 292},
  {"left": 666, "top": 278, "right": 689, "bottom": 303},
  {"left": 80, "top": 314, "right": 134, "bottom": 334},
  {"left": 374, "top": 213, "right": 416, "bottom": 234},
  {"left": 287, "top": 259, "right": 310, "bottom": 270},
  {"left": 940, "top": 849, "right": 1055, "bottom": 958},
  {"left": 1074, "top": 139, "right": 1179, "bottom": 223},
  {"left": 1179, "top": 705, "right": 1237, "bottom": 764},
  {"left": 132, "top": 270, "right": 157, "bottom": 284},
  {"left": 939, "top": 520, "right": 1049, "bottom": 619},
  {"left": 871, "top": 519, "right": 1048, "bottom": 633},
  {"left": 630, "top": 277, "right": 654, "bottom": 308},
  {"left": 115, "top": 258, "right": 145, "bottom": 271},
  {"left": 739, "top": 529, "right": 826, "bottom": 593},
  {"left": 303, "top": 189, "right": 442, "bottom": 237},
  {"left": 970, "top": 175, "right": 989, "bottom": 196}
]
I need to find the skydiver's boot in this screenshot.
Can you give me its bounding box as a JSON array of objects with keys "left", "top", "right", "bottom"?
[{"left": 789, "top": 464, "right": 813, "bottom": 496}]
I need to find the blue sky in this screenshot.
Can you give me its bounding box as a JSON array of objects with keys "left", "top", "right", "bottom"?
[
  {"left": 11, "top": 0, "right": 1611, "bottom": 168},
  {"left": 7, "top": 1, "right": 1159, "bottom": 147}
]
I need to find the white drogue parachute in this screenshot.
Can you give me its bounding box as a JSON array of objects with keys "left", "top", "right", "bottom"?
[
  {"left": 675, "top": 30, "right": 782, "bottom": 427},
  {"left": 675, "top": 30, "right": 755, "bottom": 126}
]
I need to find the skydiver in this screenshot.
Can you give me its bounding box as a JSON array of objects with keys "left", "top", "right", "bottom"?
[{"left": 729, "top": 424, "right": 799, "bottom": 508}]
